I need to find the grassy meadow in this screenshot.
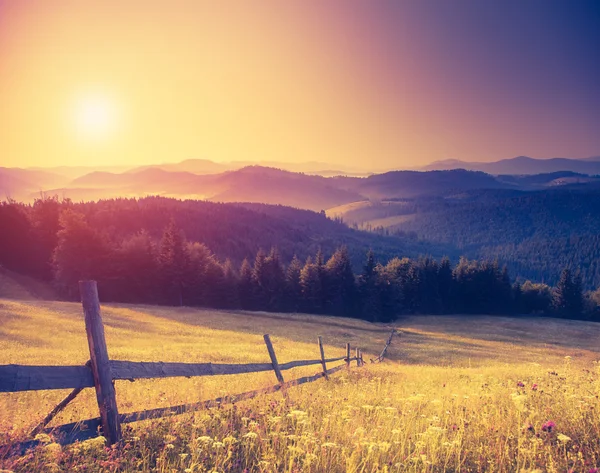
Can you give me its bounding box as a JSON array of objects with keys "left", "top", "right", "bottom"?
[{"left": 1, "top": 297, "right": 599, "bottom": 472}]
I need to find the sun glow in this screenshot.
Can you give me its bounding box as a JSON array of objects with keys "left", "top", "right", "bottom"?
[{"left": 72, "top": 93, "right": 118, "bottom": 142}]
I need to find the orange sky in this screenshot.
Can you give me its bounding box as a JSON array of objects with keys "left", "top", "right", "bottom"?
[{"left": 1, "top": 1, "right": 598, "bottom": 169}]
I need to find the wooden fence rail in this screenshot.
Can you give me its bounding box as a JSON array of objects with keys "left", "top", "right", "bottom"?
[
  {"left": 0, "top": 280, "right": 395, "bottom": 458},
  {"left": 0, "top": 357, "right": 349, "bottom": 393}
]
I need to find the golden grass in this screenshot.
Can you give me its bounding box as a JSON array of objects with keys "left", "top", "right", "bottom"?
[{"left": 1, "top": 299, "right": 599, "bottom": 472}]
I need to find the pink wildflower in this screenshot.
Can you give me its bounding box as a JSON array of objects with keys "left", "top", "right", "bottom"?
[{"left": 541, "top": 421, "right": 556, "bottom": 432}]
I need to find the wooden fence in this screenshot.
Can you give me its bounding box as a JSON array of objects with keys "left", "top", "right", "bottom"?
[{"left": 1, "top": 281, "right": 396, "bottom": 456}]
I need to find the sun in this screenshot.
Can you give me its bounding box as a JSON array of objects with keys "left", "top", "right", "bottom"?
[{"left": 73, "top": 93, "right": 118, "bottom": 141}]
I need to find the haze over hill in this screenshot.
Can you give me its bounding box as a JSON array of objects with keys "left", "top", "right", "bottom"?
[
  {"left": 2, "top": 155, "right": 598, "bottom": 209},
  {"left": 422, "top": 155, "right": 600, "bottom": 175}
]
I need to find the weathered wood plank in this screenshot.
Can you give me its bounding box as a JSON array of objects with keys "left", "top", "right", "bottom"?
[
  {"left": 346, "top": 343, "right": 351, "bottom": 368},
  {"left": 119, "top": 360, "right": 351, "bottom": 424},
  {"left": 0, "top": 365, "right": 94, "bottom": 392},
  {"left": 0, "top": 357, "right": 347, "bottom": 393},
  {"left": 80, "top": 280, "right": 122, "bottom": 445},
  {"left": 263, "top": 334, "right": 284, "bottom": 384},
  {"left": 30, "top": 387, "right": 84, "bottom": 437},
  {"left": 371, "top": 329, "right": 397, "bottom": 363},
  {"left": 318, "top": 336, "right": 329, "bottom": 380},
  {"left": 109, "top": 357, "right": 346, "bottom": 380}
]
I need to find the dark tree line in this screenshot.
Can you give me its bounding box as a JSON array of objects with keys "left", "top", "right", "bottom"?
[
  {"left": 350, "top": 189, "right": 600, "bottom": 289},
  {"left": 1, "top": 197, "right": 599, "bottom": 322}
]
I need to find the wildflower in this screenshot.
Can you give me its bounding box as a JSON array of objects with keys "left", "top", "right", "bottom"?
[
  {"left": 43, "top": 442, "right": 62, "bottom": 458},
  {"left": 541, "top": 421, "right": 556, "bottom": 432},
  {"left": 34, "top": 433, "right": 52, "bottom": 444},
  {"left": 165, "top": 443, "right": 175, "bottom": 450},
  {"left": 321, "top": 442, "right": 338, "bottom": 448},
  {"left": 531, "top": 384, "right": 538, "bottom": 391},
  {"left": 557, "top": 433, "right": 571, "bottom": 443},
  {"left": 243, "top": 432, "right": 258, "bottom": 440},
  {"left": 517, "top": 381, "right": 525, "bottom": 388}
]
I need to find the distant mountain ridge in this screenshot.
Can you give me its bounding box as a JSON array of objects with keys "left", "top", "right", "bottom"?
[
  {"left": 422, "top": 155, "right": 600, "bottom": 175},
  {"left": 4, "top": 161, "right": 600, "bottom": 210}
]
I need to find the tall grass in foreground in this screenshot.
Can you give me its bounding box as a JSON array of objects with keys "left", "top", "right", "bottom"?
[{"left": 1, "top": 300, "right": 600, "bottom": 472}]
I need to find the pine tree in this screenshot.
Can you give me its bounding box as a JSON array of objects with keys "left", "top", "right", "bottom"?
[
  {"left": 438, "top": 257, "right": 453, "bottom": 313},
  {"left": 358, "top": 250, "right": 382, "bottom": 322},
  {"left": 300, "top": 256, "right": 322, "bottom": 313},
  {"left": 285, "top": 255, "right": 303, "bottom": 312},
  {"left": 553, "top": 268, "right": 583, "bottom": 318},
  {"left": 252, "top": 249, "right": 268, "bottom": 307},
  {"left": 238, "top": 258, "right": 256, "bottom": 310},
  {"left": 115, "top": 231, "right": 158, "bottom": 303},
  {"left": 325, "top": 246, "right": 358, "bottom": 317},
  {"left": 52, "top": 209, "right": 112, "bottom": 299},
  {"left": 222, "top": 259, "right": 240, "bottom": 309},
  {"left": 264, "top": 248, "right": 286, "bottom": 311},
  {"left": 158, "top": 219, "right": 189, "bottom": 306}
]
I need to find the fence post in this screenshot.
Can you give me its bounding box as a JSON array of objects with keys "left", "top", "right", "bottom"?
[
  {"left": 317, "top": 336, "right": 329, "bottom": 380},
  {"left": 345, "top": 343, "right": 351, "bottom": 368},
  {"left": 263, "top": 334, "right": 284, "bottom": 384},
  {"left": 79, "top": 280, "right": 122, "bottom": 445},
  {"left": 355, "top": 348, "right": 361, "bottom": 367}
]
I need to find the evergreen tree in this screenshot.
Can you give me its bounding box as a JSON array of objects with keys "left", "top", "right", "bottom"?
[
  {"left": 252, "top": 249, "right": 268, "bottom": 307},
  {"left": 30, "top": 196, "right": 63, "bottom": 280},
  {"left": 0, "top": 201, "right": 35, "bottom": 275},
  {"left": 285, "top": 255, "right": 303, "bottom": 312},
  {"left": 358, "top": 250, "right": 381, "bottom": 322},
  {"left": 512, "top": 281, "right": 523, "bottom": 313},
  {"left": 52, "top": 209, "right": 112, "bottom": 299},
  {"left": 263, "top": 248, "right": 286, "bottom": 311},
  {"left": 238, "top": 258, "right": 256, "bottom": 310},
  {"left": 114, "top": 231, "right": 158, "bottom": 303},
  {"left": 222, "top": 258, "right": 240, "bottom": 309},
  {"left": 186, "top": 241, "right": 221, "bottom": 306},
  {"left": 416, "top": 257, "right": 441, "bottom": 314},
  {"left": 325, "top": 246, "right": 358, "bottom": 317},
  {"left": 438, "top": 257, "right": 453, "bottom": 313},
  {"left": 553, "top": 268, "right": 584, "bottom": 318},
  {"left": 158, "top": 220, "right": 189, "bottom": 306},
  {"left": 300, "top": 256, "right": 322, "bottom": 313}
]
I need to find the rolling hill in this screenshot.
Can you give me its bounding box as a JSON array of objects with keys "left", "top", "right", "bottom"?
[
  {"left": 66, "top": 166, "right": 365, "bottom": 211},
  {"left": 330, "top": 187, "right": 600, "bottom": 288},
  {"left": 423, "top": 155, "right": 600, "bottom": 175},
  {"left": 67, "top": 196, "right": 450, "bottom": 269}
]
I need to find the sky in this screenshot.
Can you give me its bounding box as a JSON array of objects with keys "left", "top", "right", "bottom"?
[{"left": 1, "top": 1, "right": 599, "bottom": 169}]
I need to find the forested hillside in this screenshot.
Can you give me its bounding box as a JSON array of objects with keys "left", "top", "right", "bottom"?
[
  {"left": 333, "top": 188, "right": 600, "bottom": 288},
  {"left": 2, "top": 196, "right": 600, "bottom": 322},
  {"left": 0, "top": 196, "right": 443, "bottom": 281}
]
